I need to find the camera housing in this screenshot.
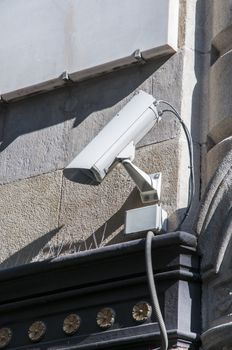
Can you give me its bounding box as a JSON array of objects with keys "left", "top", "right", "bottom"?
[{"left": 64, "top": 90, "right": 158, "bottom": 183}]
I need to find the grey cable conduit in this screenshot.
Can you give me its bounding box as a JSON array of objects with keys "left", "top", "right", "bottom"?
[{"left": 145, "top": 231, "right": 168, "bottom": 350}]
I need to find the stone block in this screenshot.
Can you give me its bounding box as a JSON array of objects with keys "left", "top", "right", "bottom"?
[
  {"left": 34, "top": 138, "right": 180, "bottom": 260},
  {"left": 183, "top": 0, "right": 212, "bottom": 53},
  {"left": 0, "top": 171, "right": 62, "bottom": 268},
  {"left": 209, "top": 51, "right": 232, "bottom": 144},
  {"left": 0, "top": 88, "right": 70, "bottom": 185},
  {"left": 212, "top": 24, "right": 232, "bottom": 55},
  {"left": 212, "top": 0, "right": 232, "bottom": 40},
  {"left": 207, "top": 136, "right": 232, "bottom": 183},
  {"left": 152, "top": 48, "right": 184, "bottom": 109}
]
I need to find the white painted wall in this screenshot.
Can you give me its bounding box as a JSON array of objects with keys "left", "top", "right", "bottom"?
[{"left": 0, "top": 0, "right": 179, "bottom": 100}]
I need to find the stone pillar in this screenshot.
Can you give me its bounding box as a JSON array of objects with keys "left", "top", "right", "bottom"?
[
  {"left": 197, "top": 150, "right": 232, "bottom": 350},
  {"left": 197, "top": 1, "right": 232, "bottom": 349}
]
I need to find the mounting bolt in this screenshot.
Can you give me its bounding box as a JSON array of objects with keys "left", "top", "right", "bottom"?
[
  {"left": 61, "top": 71, "right": 70, "bottom": 82},
  {"left": 133, "top": 49, "right": 146, "bottom": 64}
]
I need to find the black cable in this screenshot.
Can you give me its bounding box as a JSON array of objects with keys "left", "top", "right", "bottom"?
[
  {"left": 145, "top": 231, "right": 168, "bottom": 350},
  {"left": 145, "top": 101, "right": 194, "bottom": 350},
  {"left": 156, "top": 100, "right": 195, "bottom": 230}
]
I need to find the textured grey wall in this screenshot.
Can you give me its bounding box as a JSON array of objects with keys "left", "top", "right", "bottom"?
[{"left": 0, "top": 0, "right": 206, "bottom": 268}]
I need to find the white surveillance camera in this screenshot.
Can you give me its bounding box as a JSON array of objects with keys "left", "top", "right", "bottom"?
[{"left": 64, "top": 90, "right": 162, "bottom": 203}]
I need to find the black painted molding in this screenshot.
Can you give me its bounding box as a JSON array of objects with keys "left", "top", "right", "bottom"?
[{"left": 0, "top": 231, "right": 201, "bottom": 349}]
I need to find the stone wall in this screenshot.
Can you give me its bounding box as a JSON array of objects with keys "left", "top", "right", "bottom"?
[{"left": 0, "top": 1, "right": 203, "bottom": 269}]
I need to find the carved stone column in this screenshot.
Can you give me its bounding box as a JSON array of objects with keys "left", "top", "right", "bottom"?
[
  {"left": 198, "top": 0, "right": 232, "bottom": 347},
  {"left": 197, "top": 150, "right": 232, "bottom": 350}
]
